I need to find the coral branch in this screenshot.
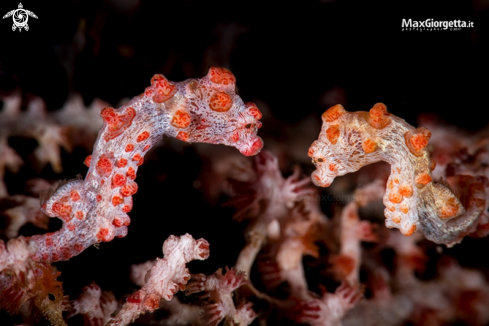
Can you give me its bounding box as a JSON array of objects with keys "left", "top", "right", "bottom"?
[
  {"left": 107, "top": 234, "right": 210, "bottom": 325},
  {"left": 0, "top": 237, "right": 68, "bottom": 325},
  {"left": 330, "top": 201, "right": 377, "bottom": 284},
  {"left": 27, "top": 67, "right": 262, "bottom": 262},
  {"left": 229, "top": 150, "right": 325, "bottom": 302},
  {"left": 186, "top": 267, "right": 256, "bottom": 326},
  {"left": 309, "top": 103, "right": 486, "bottom": 246},
  {"left": 289, "top": 282, "right": 363, "bottom": 326},
  {"left": 68, "top": 282, "right": 117, "bottom": 326},
  {"left": 0, "top": 95, "right": 71, "bottom": 175}
]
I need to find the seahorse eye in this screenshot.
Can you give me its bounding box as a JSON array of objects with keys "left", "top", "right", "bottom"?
[
  {"left": 245, "top": 124, "right": 253, "bottom": 129},
  {"left": 317, "top": 158, "right": 324, "bottom": 163}
]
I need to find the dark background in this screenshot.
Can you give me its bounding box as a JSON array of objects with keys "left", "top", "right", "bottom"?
[
  {"left": 0, "top": 0, "right": 488, "bottom": 323},
  {"left": 1, "top": 0, "right": 487, "bottom": 128}
]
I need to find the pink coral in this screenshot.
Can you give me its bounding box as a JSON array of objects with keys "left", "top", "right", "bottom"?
[
  {"left": 68, "top": 282, "right": 117, "bottom": 326},
  {"left": 289, "top": 282, "right": 363, "bottom": 326},
  {"left": 228, "top": 150, "right": 325, "bottom": 302},
  {"left": 0, "top": 237, "right": 68, "bottom": 325},
  {"left": 0, "top": 94, "right": 71, "bottom": 174},
  {"left": 186, "top": 267, "right": 256, "bottom": 326},
  {"left": 107, "top": 233, "right": 210, "bottom": 325},
  {"left": 329, "top": 201, "right": 377, "bottom": 285}
]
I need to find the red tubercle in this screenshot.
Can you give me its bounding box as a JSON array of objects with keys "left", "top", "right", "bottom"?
[
  {"left": 101, "top": 107, "right": 118, "bottom": 125},
  {"left": 120, "top": 182, "right": 138, "bottom": 197},
  {"left": 122, "top": 203, "right": 132, "bottom": 213},
  {"left": 132, "top": 153, "right": 144, "bottom": 166},
  {"left": 362, "top": 139, "right": 378, "bottom": 153},
  {"left": 113, "top": 217, "right": 123, "bottom": 227},
  {"left": 123, "top": 216, "right": 131, "bottom": 226},
  {"left": 410, "top": 133, "right": 430, "bottom": 150},
  {"left": 52, "top": 202, "right": 73, "bottom": 221},
  {"left": 208, "top": 66, "right": 236, "bottom": 85},
  {"left": 207, "top": 67, "right": 236, "bottom": 85},
  {"left": 125, "top": 144, "right": 134, "bottom": 152},
  {"left": 52, "top": 253, "right": 61, "bottom": 261},
  {"left": 137, "top": 131, "right": 150, "bottom": 142},
  {"left": 51, "top": 203, "right": 62, "bottom": 215},
  {"left": 143, "top": 144, "right": 150, "bottom": 152},
  {"left": 209, "top": 91, "right": 233, "bottom": 112},
  {"left": 130, "top": 182, "right": 138, "bottom": 194},
  {"left": 102, "top": 107, "right": 137, "bottom": 141},
  {"left": 84, "top": 155, "right": 92, "bottom": 167},
  {"left": 399, "top": 184, "right": 413, "bottom": 197},
  {"left": 112, "top": 196, "right": 124, "bottom": 206},
  {"left": 151, "top": 74, "right": 177, "bottom": 103},
  {"left": 144, "top": 88, "right": 153, "bottom": 97},
  {"left": 127, "top": 291, "right": 142, "bottom": 304},
  {"left": 45, "top": 237, "right": 53, "bottom": 247},
  {"left": 42, "top": 253, "right": 49, "bottom": 261},
  {"left": 405, "top": 127, "right": 432, "bottom": 156},
  {"left": 67, "top": 223, "right": 76, "bottom": 232},
  {"left": 246, "top": 102, "right": 262, "bottom": 119},
  {"left": 117, "top": 158, "right": 128, "bottom": 168},
  {"left": 112, "top": 173, "right": 127, "bottom": 188},
  {"left": 74, "top": 244, "right": 84, "bottom": 253},
  {"left": 101, "top": 179, "right": 105, "bottom": 185},
  {"left": 322, "top": 104, "right": 346, "bottom": 122},
  {"left": 96, "top": 154, "right": 113, "bottom": 177},
  {"left": 96, "top": 195, "right": 102, "bottom": 202},
  {"left": 96, "top": 228, "right": 112, "bottom": 242},
  {"left": 367, "top": 103, "right": 391, "bottom": 129},
  {"left": 389, "top": 190, "right": 403, "bottom": 204},
  {"left": 62, "top": 249, "right": 72, "bottom": 260},
  {"left": 127, "top": 167, "right": 136, "bottom": 180},
  {"left": 76, "top": 211, "right": 84, "bottom": 220},
  {"left": 120, "top": 185, "right": 132, "bottom": 197},
  {"left": 137, "top": 156, "right": 144, "bottom": 166},
  {"left": 416, "top": 173, "right": 432, "bottom": 187},
  {"left": 171, "top": 110, "right": 192, "bottom": 128},
  {"left": 70, "top": 190, "right": 80, "bottom": 201},
  {"left": 62, "top": 248, "right": 73, "bottom": 260},
  {"left": 176, "top": 131, "right": 189, "bottom": 142}
]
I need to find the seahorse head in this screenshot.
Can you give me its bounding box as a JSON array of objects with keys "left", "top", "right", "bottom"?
[
  {"left": 308, "top": 104, "right": 390, "bottom": 187},
  {"left": 147, "top": 67, "right": 263, "bottom": 156}
]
